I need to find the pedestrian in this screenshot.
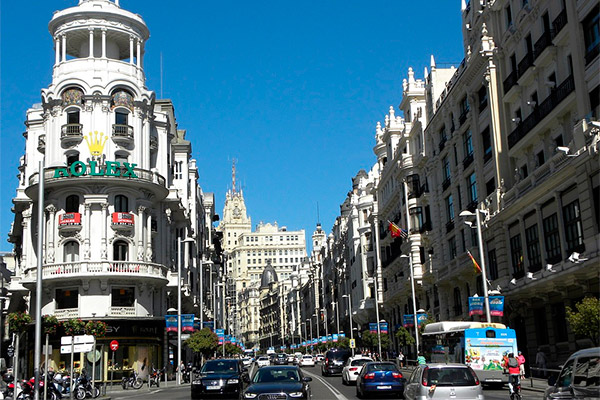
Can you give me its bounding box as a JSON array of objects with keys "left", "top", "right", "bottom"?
[
  {"left": 535, "top": 348, "right": 547, "bottom": 378},
  {"left": 397, "top": 351, "right": 405, "bottom": 368},
  {"left": 517, "top": 350, "right": 526, "bottom": 378},
  {"left": 417, "top": 353, "right": 426, "bottom": 365}
]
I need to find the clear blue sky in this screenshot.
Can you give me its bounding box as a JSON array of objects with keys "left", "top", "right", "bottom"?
[{"left": 0, "top": 1, "right": 464, "bottom": 252}]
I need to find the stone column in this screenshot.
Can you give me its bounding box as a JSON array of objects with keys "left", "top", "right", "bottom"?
[
  {"left": 46, "top": 205, "right": 57, "bottom": 264},
  {"left": 84, "top": 203, "right": 92, "bottom": 260},
  {"left": 146, "top": 212, "right": 152, "bottom": 262},
  {"left": 136, "top": 40, "right": 141, "bottom": 68},
  {"left": 88, "top": 27, "right": 94, "bottom": 58},
  {"left": 101, "top": 203, "right": 109, "bottom": 260},
  {"left": 101, "top": 27, "right": 107, "bottom": 58},
  {"left": 54, "top": 36, "right": 60, "bottom": 65},
  {"left": 61, "top": 34, "right": 66, "bottom": 62},
  {"left": 137, "top": 206, "right": 146, "bottom": 261},
  {"left": 129, "top": 36, "right": 134, "bottom": 64}
]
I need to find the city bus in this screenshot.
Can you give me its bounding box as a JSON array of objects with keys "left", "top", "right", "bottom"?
[{"left": 422, "top": 321, "right": 517, "bottom": 385}]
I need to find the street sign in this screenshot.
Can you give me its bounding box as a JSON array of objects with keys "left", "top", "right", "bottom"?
[
  {"left": 349, "top": 339, "right": 356, "bottom": 349},
  {"left": 110, "top": 340, "right": 119, "bottom": 351},
  {"left": 60, "top": 343, "right": 94, "bottom": 354},
  {"left": 7, "top": 345, "right": 14, "bottom": 357}
]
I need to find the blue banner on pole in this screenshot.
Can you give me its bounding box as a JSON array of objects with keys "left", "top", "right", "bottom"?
[
  {"left": 380, "top": 322, "right": 389, "bottom": 334},
  {"left": 182, "top": 314, "right": 195, "bottom": 332},
  {"left": 403, "top": 313, "right": 427, "bottom": 328},
  {"left": 489, "top": 296, "right": 505, "bottom": 316},
  {"left": 165, "top": 315, "right": 178, "bottom": 332},
  {"left": 332, "top": 334, "right": 338, "bottom": 342},
  {"left": 369, "top": 323, "right": 378, "bottom": 333},
  {"left": 469, "top": 296, "right": 485, "bottom": 316}
]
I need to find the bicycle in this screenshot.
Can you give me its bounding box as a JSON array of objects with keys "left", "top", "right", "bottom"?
[{"left": 508, "top": 373, "right": 522, "bottom": 400}]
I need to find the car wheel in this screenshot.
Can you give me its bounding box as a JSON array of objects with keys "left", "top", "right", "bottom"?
[
  {"left": 342, "top": 375, "right": 347, "bottom": 385},
  {"left": 356, "top": 386, "right": 363, "bottom": 399}
]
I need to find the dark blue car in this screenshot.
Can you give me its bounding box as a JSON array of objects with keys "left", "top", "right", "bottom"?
[
  {"left": 191, "top": 359, "right": 247, "bottom": 399},
  {"left": 242, "top": 365, "right": 312, "bottom": 399},
  {"left": 356, "top": 362, "right": 405, "bottom": 398}
]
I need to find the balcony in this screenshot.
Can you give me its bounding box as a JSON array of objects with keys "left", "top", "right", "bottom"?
[
  {"left": 552, "top": 9, "right": 567, "bottom": 37},
  {"left": 462, "top": 153, "right": 474, "bottom": 169},
  {"left": 111, "top": 212, "right": 134, "bottom": 231},
  {"left": 109, "top": 306, "right": 136, "bottom": 317},
  {"left": 38, "top": 134, "right": 46, "bottom": 153},
  {"left": 55, "top": 308, "right": 79, "bottom": 320},
  {"left": 503, "top": 70, "right": 519, "bottom": 95},
  {"left": 534, "top": 30, "right": 554, "bottom": 62},
  {"left": 517, "top": 52, "right": 535, "bottom": 78},
  {"left": 112, "top": 124, "right": 134, "bottom": 146},
  {"left": 585, "top": 43, "right": 599, "bottom": 66},
  {"left": 58, "top": 212, "right": 82, "bottom": 232},
  {"left": 61, "top": 123, "right": 83, "bottom": 146},
  {"left": 22, "top": 260, "right": 169, "bottom": 283},
  {"left": 508, "top": 75, "right": 574, "bottom": 148},
  {"left": 442, "top": 177, "right": 451, "bottom": 191}
]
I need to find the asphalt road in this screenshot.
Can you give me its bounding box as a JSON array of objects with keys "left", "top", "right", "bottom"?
[{"left": 106, "top": 364, "right": 546, "bottom": 400}]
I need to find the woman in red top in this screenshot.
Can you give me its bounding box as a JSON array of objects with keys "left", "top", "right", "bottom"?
[{"left": 503, "top": 353, "right": 521, "bottom": 397}]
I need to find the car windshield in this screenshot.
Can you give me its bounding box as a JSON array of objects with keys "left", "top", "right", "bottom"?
[
  {"left": 277, "top": 354, "right": 286, "bottom": 358},
  {"left": 365, "top": 363, "right": 398, "bottom": 372},
  {"left": 303, "top": 356, "right": 312, "bottom": 359},
  {"left": 423, "top": 367, "right": 477, "bottom": 387},
  {"left": 200, "top": 360, "right": 237, "bottom": 374},
  {"left": 351, "top": 359, "right": 371, "bottom": 366},
  {"left": 253, "top": 369, "right": 300, "bottom": 383}
]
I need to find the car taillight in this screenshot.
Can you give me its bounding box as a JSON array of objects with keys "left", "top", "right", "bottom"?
[
  {"left": 469, "top": 367, "right": 480, "bottom": 385},
  {"left": 325, "top": 358, "right": 329, "bottom": 366},
  {"left": 349, "top": 367, "right": 358, "bottom": 372},
  {"left": 422, "top": 367, "right": 429, "bottom": 386},
  {"left": 364, "top": 373, "right": 375, "bottom": 380},
  {"left": 392, "top": 372, "right": 403, "bottom": 379}
]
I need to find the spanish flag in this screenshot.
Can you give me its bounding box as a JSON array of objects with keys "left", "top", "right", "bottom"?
[
  {"left": 467, "top": 250, "right": 482, "bottom": 274},
  {"left": 388, "top": 221, "right": 408, "bottom": 238}
]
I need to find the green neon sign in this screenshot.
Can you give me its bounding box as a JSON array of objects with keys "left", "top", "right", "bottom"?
[{"left": 53, "top": 161, "right": 138, "bottom": 178}]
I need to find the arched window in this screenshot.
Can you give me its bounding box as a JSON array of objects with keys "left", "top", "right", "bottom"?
[
  {"left": 115, "top": 195, "right": 128, "bottom": 213},
  {"left": 113, "top": 240, "right": 128, "bottom": 261},
  {"left": 64, "top": 241, "right": 79, "bottom": 263},
  {"left": 65, "top": 195, "right": 79, "bottom": 213},
  {"left": 453, "top": 287, "right": 462, "bottom": 316}
]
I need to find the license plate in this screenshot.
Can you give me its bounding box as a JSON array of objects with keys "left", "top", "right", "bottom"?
[
  {"left": 207, "top": 385, "right": 220, "bottom": 390},
  {"left": 377, "top": 385, "right": 392, "bottom": 389}
]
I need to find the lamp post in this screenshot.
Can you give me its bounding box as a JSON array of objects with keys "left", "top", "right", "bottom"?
[
  {"left": 342, "top": 294, "right": 354, "bottom": 356},
  {"left": 177, "top": 236, "right": 194, "bottom": 385},
  {"left": 459, "top": 209, "right": 491, "bottom": 322},
  {"left": 372, "top": 195, "right": 383, "bottom": 359},
  {"left": 400, "top": 254, "right": 420, "bottom": 354},
  {"left": 332, "top": 302, "right": 340, "bottom": 336},
  {"left": 307, "top": 319, "right": 313, "bottom": 342},
  {"left": 313, "top": 314, "right": 320, "bottom": 341},
  {"left": 321, "top": 308, "right": 328, "bottom": 338}
]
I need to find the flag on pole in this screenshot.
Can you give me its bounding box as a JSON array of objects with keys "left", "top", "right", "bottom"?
[
  {"left": 467, "top": 250, "right": 482, "bottom": 274},
  {"left": 388, "top": 221, "right": 408, "bottom": 239}
]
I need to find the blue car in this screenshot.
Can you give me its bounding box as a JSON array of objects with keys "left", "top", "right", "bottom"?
[{"left": 356, "top": 362, "right": 405, "bottom": 398}]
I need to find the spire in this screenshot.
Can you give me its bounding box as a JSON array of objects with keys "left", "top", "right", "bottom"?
[
  {"left": 408, "top": 67, "right": 415, "bottom": 84},
  {"left": 461, "top": 0, "right": 467, "bottom": 12},
  {"left": 231, "top": 158, "right": 237, "bottom": 193},
  {"left": 430, "top": 54, "right": 436, "bottom": 69}
]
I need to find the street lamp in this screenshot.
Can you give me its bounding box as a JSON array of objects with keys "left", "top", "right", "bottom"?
[
  {"left": 177, "top": 236, "right": 195, "bottom": 385},
  {"left": 306, "top": 318, "right": 313, "bottom": 342},
  {"left": 320, "top": 308, "right": 328, "bottom": 338},
  {"left": 459, "top": 209, "right": 492, "bottom": 322},
  {"left": 342, "top": 294, "right": 354, "bottom": 356},
  {"left": 312, "top": 313, "right": 320, "bottom": 341},
  {"left": 332, "top": 302, "right": 340, "bottom": 336},
  {"left": 400, "top": 254, "right": 420, "bottom": 354}
]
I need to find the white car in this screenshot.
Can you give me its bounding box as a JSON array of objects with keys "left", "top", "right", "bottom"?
[
  {"left": 256, "top": 356, "right": 270, "bottom": 368},
  {"left": 315, "top": 354, "right": 325, "bottom": 363},
  {"left": 342, "top": 356, "right": 373, "bottom": 385},
  {"left": 287, "top": 354, "right": 295, "bottom": 363},
  {"left": 299, "top": 355, "right": 315, "bottom": 367},
  {"left": 241, "top": 357, "right": 253, "bottom": 368}
]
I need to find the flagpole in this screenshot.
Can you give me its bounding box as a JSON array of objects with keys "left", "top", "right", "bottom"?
[{"left": 403, "top": 181, "right": 420, "bottom": 355}]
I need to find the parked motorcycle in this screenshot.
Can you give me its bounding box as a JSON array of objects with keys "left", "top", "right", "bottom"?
[
  {"left": 121, "top": 370, "right": 143, "bottom": 390},
  {"left": 148, "top": 367, "right": 164, "bottom": 388},
  {"left": 73, "top": 371, "right": 99, "bottom": 399}
]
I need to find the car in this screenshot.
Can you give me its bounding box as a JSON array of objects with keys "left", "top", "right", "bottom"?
[
  {"left": 321, "top": 348, "right": 351, "bottom": 376},
  {"left": 293, "top": 353, "right": 303, "bottom": 365},
  {"left": 241, "top": 357, "right": 253, "bottom": 368},
  {"left": 287, "top": 354, "right": 295, "bottom": 364},
  {"left": 356, "top": 362, "right": 405, "bottom": 398},
  {"left": 299, "top": 355, "right": 315, "bottom": 367},
  {"left": 342, "top": 356, "right": 373, "bottom": 385},
  {"left": 191, "top": 358, "right": 247, "bottom": 399},
  {"left": 544, "top": 347, "right": 600, "bottom": 400},
  {"left": 255, "top": 356, "right": 271, "bottom": 368},
  {"left": 274, "top": 353, "right": 288, "bottom": 365},
  {"left": 242, "top": 365, "right": 312, "bottom": 399},
  {"left": 315, "top": 354, "right": 325, "bottom": 363},
  {"left": 403, "top": 363, "right": 483, "bottom": 400}
]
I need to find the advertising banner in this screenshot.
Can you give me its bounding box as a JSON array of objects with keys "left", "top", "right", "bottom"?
[
  {"left": 380, "top": 322, "right": 389, "bottom": 334},
  {"left": 216, "top": 329, "right": 224, "bottom": 345},
  {"left": 489, "top": 296, "right": 505, "bottom": 316},
  {"left": 369, "top": 323, "right": 378, "bottom": 333},
  {"left": 112, "top": 212, "right": 134, "bottom": 225},
  {"left": 59, "top": 213, "right": 81, "bottom": 226},
  {"left": 181, "top": 314, "right": 195, "bottom": 332},
  {"left": 332, "top": 334, "right": 338, "bottom": 342},
  {"left": 326, "top": 335, "right": 332, "bottom": 342},
  {"left": 469, "top": 297, "right": 485, "bottom": 316},
  {"left": 403, "top": 313, "right": 427, "bottom": 328},
  {"left": 165, "top": 315, "right": 178, "bottom": 332},
  {"left": 202, "top": 321, "right": 214, "bottom": 330}
]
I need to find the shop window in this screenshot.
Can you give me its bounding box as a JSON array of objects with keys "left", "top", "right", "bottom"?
[
  {"left": 115, "top": 195, "right": 128, "bottom": 213},
  {"left": 113, "top": 240, "right": 129, "bottom": 261},
  {"left": 65, "top": 195, "right": 79, "bottom": 213},
  {"left": 64, "top": 241, "right": 80, "bottom": 263},
  {"left": 112, "top": 287, "right": 135, "bottom": 307},
  {"left": 56, "top": 289, "right": 79, "bottom": 309}
]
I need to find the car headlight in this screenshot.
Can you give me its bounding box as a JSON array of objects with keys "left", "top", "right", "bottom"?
[
  {"left": 289, "top": 392, "right": 304, "bottom": 398},
  {"left": 243, "top": 393, "right": 257, "bottom": 399},
  {"left": 227, "top": 379, "right": 239, "bottom": 384}
]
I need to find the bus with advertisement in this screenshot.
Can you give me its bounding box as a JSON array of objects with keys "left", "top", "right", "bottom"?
[{"left": 422, "top": 321, "right": 517, "bottom": 385}]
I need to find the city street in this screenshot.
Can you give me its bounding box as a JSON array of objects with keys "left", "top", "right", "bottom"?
[{"left": 106, "top": 364, "right": 547, "bottom": 400}]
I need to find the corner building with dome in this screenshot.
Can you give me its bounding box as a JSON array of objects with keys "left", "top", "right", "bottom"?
[{"left": 7, "top": 0, "right": 212, "bottom": 381}]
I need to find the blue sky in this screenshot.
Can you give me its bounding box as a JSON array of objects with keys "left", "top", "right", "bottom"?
[{"left": 0, "top": 1, "right": 464, "bottom": 252}]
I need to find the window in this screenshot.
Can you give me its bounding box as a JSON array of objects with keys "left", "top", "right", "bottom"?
[
  {"left": 573, "top": 355, "right": 600, "bottom": 387},
  {"left": 482, "top": 127, "right": 492, "bottom": 162},
  {"left": 506, "top": 5, "right": 513, "bottom": 29},
  {"left": 446, "top": 195, "right": 455, "bottom": 222},
  {"left": 443, "top": 157, "right": 451, "bottom": 180},
  {"left": 583, "top": 6, "right": 600, "bottom": 64},
  {"left": 486, "top": 178, "right": 495, "bottom": 197},
  {"left": 536, "top": 150, "right": 545, "bottom": 166},
  {"left": 115, "top": 195, "right": 128, "bottom": 213},
  {"left": 113, "top": 240, "right": 128, "bottom": 261},
  {"left": 478, "top": 85, "right": 488, "bottom": 112},
  {"left": 56, "top": 289, "right": 78, "bottom": 309},
  {"left": 115, "top": 111, "right": 128, "bottom": 125},
  {"left": 66, "top": 153, "right": 79, "bottom": 167},
  {"left": 112, "top": 287, "right": 135, "bottom": 307},
  {"left": 453, "top": 287, "right": 462, "bottom": 316},
  {"left": 467, "top": 173, "right": 477, "bottom": 204},
  {"left": 510, "top": 234, "right": 524, "bottom": 276},
  {"left": 551, "top": 303, "right": 568, "bottom": 342},
  {"left": 65, "top": 195, "right": 79, "bottom": 213},
  {"left": 525, "top": 224, "right": 541, "bottom": 272},
  {"left": 67, "top": 110, "right": 80, "bottom": 124},
  {"left": 64, "top": 241, "right": 79, "bottom": 263},
  {"left": 449, "top": 236, "right": 457, "bottom": 259},
  {"left": 510, "top": 54, "right": 517, "bottom": 74},
  {"left": 487, "top": 248, "right": 498, "bottom": 280},
  {"left": 174, "top": 161, "right": 183, "bottom": 179},
  {"left": 563, "top": 200, "right": 584, "bottom": 253},
  {"left": 543, "top": 213, "right": 561, "bottom": 263},
  {"left": 410, "top": 207, "right": 424, "bottom": 232},
  {"left": 463, "top": 130, "right": 473, "bottom": 157}
]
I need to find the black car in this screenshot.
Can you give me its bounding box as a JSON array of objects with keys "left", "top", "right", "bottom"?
[
  {"left": 321, "top": 348, "right": 351, "bottom": 376},
  {"left": 191, "top": 359, "right": 248, "bottom": 399},
  {"left": 274, "top": 353, "right": 288, "bottom": 365},
  {"left": 242, "top": 366, "right": 311, "bottom": 399}
]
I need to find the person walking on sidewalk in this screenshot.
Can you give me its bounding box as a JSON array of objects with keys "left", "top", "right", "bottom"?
[
  {"left": 517, "top": 351, "right": 526, "bottom": 379},
  {"left": 397, "top": 351, "right": 405, "bottom": 368},
  {"left": 535, "top": 348, "right": 547, "bottom": 378}
]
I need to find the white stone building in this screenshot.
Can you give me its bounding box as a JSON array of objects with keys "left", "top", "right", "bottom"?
[{"left": 7, "top": 0, "right": 210, "bottom": 380}]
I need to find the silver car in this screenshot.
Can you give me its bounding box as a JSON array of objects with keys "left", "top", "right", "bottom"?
[{"left": 404, "top": 363, "right": 484, "bottom": 400}]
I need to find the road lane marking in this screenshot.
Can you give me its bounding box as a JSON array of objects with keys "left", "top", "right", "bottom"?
[{"left": 302, "top": 368, "right": 348, "bottom": 400}]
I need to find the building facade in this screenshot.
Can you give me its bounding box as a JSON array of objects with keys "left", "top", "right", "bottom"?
[{"left": 6, "top": 0, "right": 210, "bottom": 380}]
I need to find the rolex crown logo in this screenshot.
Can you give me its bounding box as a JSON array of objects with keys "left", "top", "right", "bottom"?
[{"left": 84, "top": 131, "right": 108, "bottom": 157}]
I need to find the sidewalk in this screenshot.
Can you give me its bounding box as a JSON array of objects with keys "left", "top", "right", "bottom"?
[{"left": 97, "top": 380, "right": 190, "bottom": 399}]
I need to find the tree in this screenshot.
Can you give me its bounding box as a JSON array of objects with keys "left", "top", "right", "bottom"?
[
  {"left": 566, "top": 296, "right": 600, "bottom": 346},
  {"left": 185, "top": 328, "right": 219, "bottom": 359},
  {"left": 224, "top": 344, "right": 243, "bottom": 356},
  {"left": 360, "top": 330, "right": 390, "bottom": 352},
  {"left": 336, "top": 337, "right": 350, "bottom": 349},
  {"left": 395, "top": 326, "right": 416, "bottom": 348}
]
